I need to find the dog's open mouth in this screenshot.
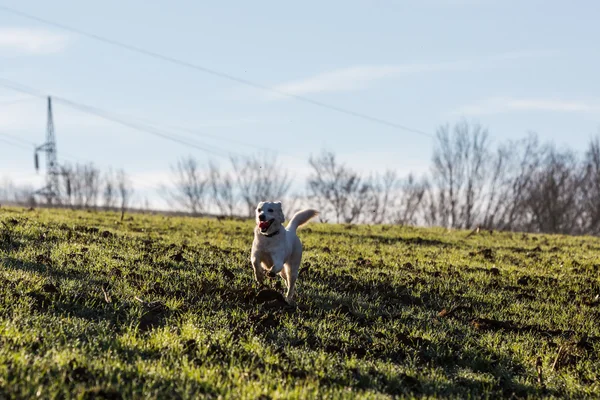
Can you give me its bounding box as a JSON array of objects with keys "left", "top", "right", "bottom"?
[{"left": 258, "top": 219, "right": 274, "bottom": 233}]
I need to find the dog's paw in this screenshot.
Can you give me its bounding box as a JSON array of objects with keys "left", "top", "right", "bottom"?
[
  {"left": 285, "top": 298, "right": 297, "bottom": 307},
  {"left": 255, "top": 281, "right": 268, "bottom": 289}
]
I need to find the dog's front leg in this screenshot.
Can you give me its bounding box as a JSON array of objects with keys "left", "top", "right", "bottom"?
[{"left": 251, "top": 257, "right": 266, "bottom": 285}]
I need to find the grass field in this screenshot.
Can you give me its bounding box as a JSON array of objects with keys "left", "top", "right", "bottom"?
[{"left": 0, "top": 206, "right": 599, "bottom": 399}]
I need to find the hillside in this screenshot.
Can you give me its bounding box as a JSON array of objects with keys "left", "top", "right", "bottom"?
[{"left": 0, "top": 206, "right": 599, "bottom": 399}]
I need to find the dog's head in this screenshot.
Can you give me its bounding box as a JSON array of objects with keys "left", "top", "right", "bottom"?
[{"left": 255, "top": 201, "right": 285, "bottom": 235}]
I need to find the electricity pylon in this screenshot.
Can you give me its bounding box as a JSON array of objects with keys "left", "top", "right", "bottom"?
[{"left": 34, "top": 96, "right": 66, "bottom": 204}]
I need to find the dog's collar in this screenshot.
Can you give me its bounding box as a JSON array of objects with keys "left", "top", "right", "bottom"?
[{"left": 263, "top": 229, "right": 280, "bottom": 238}]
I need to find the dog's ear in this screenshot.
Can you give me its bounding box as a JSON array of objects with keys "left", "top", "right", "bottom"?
[{"left": 275, "top": 202, "right": 285, "bottom": 223}]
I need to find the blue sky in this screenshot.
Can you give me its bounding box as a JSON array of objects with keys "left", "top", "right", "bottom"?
[{"left": 1, "top": 0, "right": 599, "bottom": 208}]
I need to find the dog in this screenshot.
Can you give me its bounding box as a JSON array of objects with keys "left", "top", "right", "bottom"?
[{"left": 251, "top": 201, "right": 318, "bottom": 304}]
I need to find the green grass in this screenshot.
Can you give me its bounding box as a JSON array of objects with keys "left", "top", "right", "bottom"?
[{"left": 0, "top": 206, "right": 599, "bottom": 399}]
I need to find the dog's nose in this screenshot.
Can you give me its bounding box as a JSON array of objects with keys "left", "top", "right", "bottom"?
[{"left": 258, "top": 214, "right": 266, "bottom": 221}]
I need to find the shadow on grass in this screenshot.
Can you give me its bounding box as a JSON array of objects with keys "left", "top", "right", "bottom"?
[
  {"left": 235, "top": 270, "right": 564, "bottom": 398},
  {"left": 0, "top": 255, "right": 566, "bottom": 398},
  {"left": 311, "top": 229, "right": 450, "bottom": 248},
  {"left": 2, "top": 257, "right": 139, "bottom": 330}
]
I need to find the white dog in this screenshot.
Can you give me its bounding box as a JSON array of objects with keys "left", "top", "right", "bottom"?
[{"left": 251, "top": 201, "right": 318, "bottom": 303}]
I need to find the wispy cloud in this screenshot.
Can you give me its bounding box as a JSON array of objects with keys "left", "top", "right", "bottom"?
[
  {"left": 0, "top": 27, "right": 70, "bottom": 55},
  {"left": 270, "top": 64, "right": 456, "bottom": 98},
  {"left": 268, "top": 50, "right": 556, "bottom": 99},
  {"left": 449, "top": 97, "right": 600, "bottom": 116}
]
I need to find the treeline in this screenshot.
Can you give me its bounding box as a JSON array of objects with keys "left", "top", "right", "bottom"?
[
  {"left": 423, "top": 122, "right": 600, "bottom": 235},
  {"left": 2, "top": 120, "right": 599, "bottom": 236},
  {"left": 308, "top": 121, "right": 600, "bottom": 236},
  {"left": 162, "top": 120, "right": 600, "bottom": 236},
  {"left": 0, "top": 163, "right": 134, "bottom": 219},
  {"left": 159, "top": 154, "right": 294, "bottom": 218}
]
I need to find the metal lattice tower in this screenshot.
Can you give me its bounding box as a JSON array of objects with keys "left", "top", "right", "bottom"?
[{"left": 34, "top": 96, "right": 61, "bottom": 204}]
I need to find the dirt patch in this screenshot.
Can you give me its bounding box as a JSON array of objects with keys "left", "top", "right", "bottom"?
[
  {"left": 470, "top": 317, "right": 576, "bottom": 338},
  {"left": 255, "top": 289, "right": 285, "bottom": 304},
  {"left": 137, "top": 300, "right": 169, "bottom": 332}
]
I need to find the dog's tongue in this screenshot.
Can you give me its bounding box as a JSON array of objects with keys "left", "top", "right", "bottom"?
[{"left": 259, "top": 221, "right": 270, "bottom": 229}]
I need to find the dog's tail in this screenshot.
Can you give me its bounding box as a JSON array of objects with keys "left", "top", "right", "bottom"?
[{"left": 287, "top": 209, "right": 319, "bottom": 233}]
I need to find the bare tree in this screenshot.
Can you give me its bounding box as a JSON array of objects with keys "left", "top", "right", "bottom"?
[
  {"left": 430, "top": 120, "right": 491, "bottom": 229},
  {"left": 142, "top": 196, "right": 151, "bottom": 211},
  {"left": 479, "top": 143, "right": 512, "bottom": 229},
  {"left": 367, "top": 170, "right": 399, "bottom": 224},
  {"left": 305, "top": 190, "right": 331, "bottom": 223},
  {"left": 366, "top": 170, "right": 427, "bottom": 225},
  {"left": 62, "top": 162, "right": 83, "bottom": 207},
  {"left": 14, "top": 186, "right": 37, "bottom": 207},
  {"left": 0, "top": 178, "right": 17, "bottom": 203},
  {"left": 116, "top": 169, "right": 133, "bottom": 221},
  {"left": 521, "top": 144, "right": 585, "bottom": 234},
  {"left": 581, "top": 135, "right": 600, "bottom": 235},
  {"left": 103, "top": 168, "right": 117, "bottom": 210},
  {"left": 0, "top": 178, "right": 36, "bottom": 207},
  {"left": 163, "top": 156, "right": 209, "bottom": 215},
  {"left": 281, "top": 194, "right": 301, "bottom": 221},
  {"left": 422, "top": 178, "right": 440, "bottom": 227},
  {"left": 307, "top": 150, "right": 371, "bottom": 224},
  {"left": 207, "top": 161, "right": 237, "bottom": 216},
  {"left": 80, "top": 163, "right": 101, "bottom": 208},
  {"left": 58, "top": 162, "right": 100, "bottom": 208},
  {"left": 393, "top": 173, "right": 428, "bottom": 225},
  {"left": 480, "top": 133, "right": 543, "bottom": 230},
  {"left": 58, "top": 163, "right": 73, "bottom": 206},
  {"left": 231, "top": 154, "right": 292, "bottom": 217}
]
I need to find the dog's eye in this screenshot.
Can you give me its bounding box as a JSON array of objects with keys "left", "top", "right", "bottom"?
[
  {"left": 268, "top": 208, "right": 274, "bottom": 212},
  {"left": 257, "top": 208, "right": 261, "bottom": 212}
]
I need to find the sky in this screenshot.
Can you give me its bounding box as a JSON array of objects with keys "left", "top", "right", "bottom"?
[{"left": 1, "top": 0, "right": 599, "bottom": 208}]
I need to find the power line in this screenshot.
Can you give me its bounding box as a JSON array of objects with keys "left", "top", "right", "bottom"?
[
  {"left": 128, "top": 117, "right": 303, "bottom": 159},
  {"left": 0, "top": 96, "right": 33, "bottom": 106},
  {"left": 1, "top": 82, "right": 300, "bottom": 160},
  {"left": 0, "top": 135, "right": 30, "bottom": 151},
  {"left": 0, "top": 131, "right": 33, "bottom": 146},
  {"left": 0, "top": 131, "right": 85, "bottom": 165},
  {"left": 0, "top": 79, "right": 240, "bottom": 159},
  {"left": 0, "top": 5, "right": 434, "bottom": 138},
  {"left": 59, "top": 100, "right": 233, "bottom": 158},
  {"left": 0, "top": 79, "right": 296, "bottom": 167},
  {"left": 0, "top": 129, "right": 87, "bottom": 164},
  {"left": 0, "top": 131, "right": 161, "bottom": 193},
  {"left": 0, "top": 90, "right": 254, "bottom": 196},
  {"left": 90, "top": 110, "right": 281, "bottom": 158}
]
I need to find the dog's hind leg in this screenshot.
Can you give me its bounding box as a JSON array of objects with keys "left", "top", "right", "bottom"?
[
  {"left": 283, "top": 261, "right": 299, "bottom": 305},
  {"left": 278, "top": 268, "right": 289, "bottom": 295}
]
